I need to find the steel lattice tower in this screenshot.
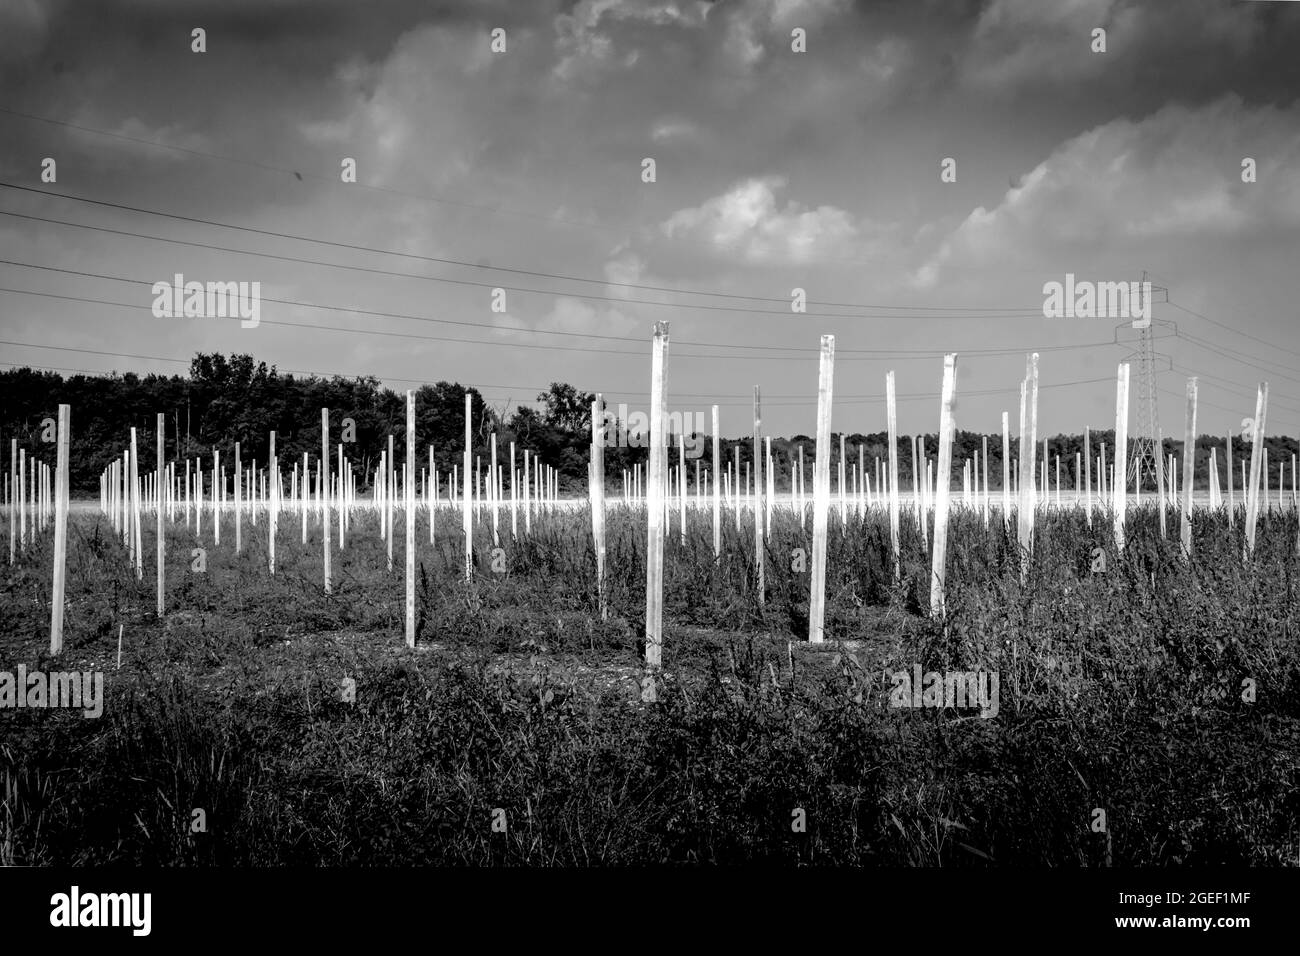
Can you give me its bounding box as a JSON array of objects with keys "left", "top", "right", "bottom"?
[{"left": 1123, "top": 272, "right": 1168, "bottom": 494}]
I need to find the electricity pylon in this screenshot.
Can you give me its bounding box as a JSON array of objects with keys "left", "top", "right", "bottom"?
[{"left": 1119, "top": 272, "right": 1170, "bottom": 494}]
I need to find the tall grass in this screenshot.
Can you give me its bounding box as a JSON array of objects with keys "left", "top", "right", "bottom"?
[{"left": 1, "top": 501, "right": 1298, "bottom": 865}]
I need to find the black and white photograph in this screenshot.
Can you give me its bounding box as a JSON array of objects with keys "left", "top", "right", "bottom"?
[{"left": 1, "top": 0, "right": 1297, "bottom": 939}]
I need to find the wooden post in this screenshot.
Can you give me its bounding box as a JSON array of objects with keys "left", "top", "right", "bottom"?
[
  {"left": 591, "top": 394, "right": 607, "bottom": 620},
  {"left": 809, "top": 335, "right": 835, "bottom": 644},
  {"left": 1181, "top": 378, "right": 1197, "bottom": 556},
  {"left": 1113, "top": 364, "right": 1131, "bottom": 550},
  {"left": 49, "top": 405, "right": 70, "bottom": 653},
  {"left": 644, "top": 322, "right": 670, "bottom": 697},
  {"left": 886, "top": 371, "right": 901, "bottom": 580},
  {"left": 322, "top": 409, "right": 331, "bottom": 594},
  {"left": 406, "top": 391, "right": 416, "bottom": 648}
]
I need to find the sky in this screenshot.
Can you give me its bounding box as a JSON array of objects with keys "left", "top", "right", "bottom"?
[{"left": 1, "top": 0, "right": 1299, "bottom": 440}]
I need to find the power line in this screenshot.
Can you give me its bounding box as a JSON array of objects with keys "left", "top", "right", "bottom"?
[
  {"left": 1169, "top": 299, "right": 1300, "bottom": 361},
  {"left": 0, "top": 182, "right": 1047, "bottom": 316},
  {"left": 0, "top": 262, "right": 1137, "bottom": 361},
  {"left": 1, "top": 207, "right": 1051, "bottom": 323},
  {"left": 1173, "top": 328, "right": 1300, "bottom": 386}
]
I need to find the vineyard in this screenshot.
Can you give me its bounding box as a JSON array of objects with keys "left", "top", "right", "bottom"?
[{"left": 3, "top": 337, "right": 1299, "bottom": 866}]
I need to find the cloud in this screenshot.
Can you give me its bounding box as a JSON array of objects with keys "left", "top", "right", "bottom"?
[
  {"left": 551, "top": 0, "right": 710, "bottom": 82},
  {"left": 911, "top": 95, "right": 1300, "bottom": 287},
  {"left": 660, "top": 176, "right": 869, "bottom": 265},
  {"left": 958, "top": 0, "right": 1271, "bottom": 97},
  {"left": 0, "top": 0, "right": 49, "bottom": 74},
  {"left": 534, "top": 296, "right": 637, "bottom": 336}
]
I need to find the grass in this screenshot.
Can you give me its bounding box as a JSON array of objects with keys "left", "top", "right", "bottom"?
[{"left": 1, "top": 500, "right": 1298, "bottom": 865}]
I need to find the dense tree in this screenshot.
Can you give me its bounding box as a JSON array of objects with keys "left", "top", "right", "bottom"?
[{"left": 1, "top": 354, "right": 1293, "bottom": 497}]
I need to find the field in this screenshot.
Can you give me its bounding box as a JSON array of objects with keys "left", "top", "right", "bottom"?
[{"left": 3, "top": 498, "right": 1299, "bottom": 866}]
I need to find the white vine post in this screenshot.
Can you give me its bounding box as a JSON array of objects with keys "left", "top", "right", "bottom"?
[
  {"left": 753, "top": 386, "right": 765, "bottom": 609},
  {"left": 1084, "top": 426, "right": 1092, "bottom": 527},
  {"left": 156, "top": 413, "right": 165, "bottom": 616},
  {"left": 930, "top": 354, "right": 957, "bottom": 619},
  {"left": 590, "top": 394, "right": 607, "bottom": 621},
  {"left": 406, "top": 390, "right": 416, "bottom": 648},
  {"left": 1113, "top": 364, "right": 1131, "bottom": 551},
  {"left": 711, "top": 404, "right": 721, "bottom": 560},
  {"left": 644, "top": 322, "right": 670, "bottom": 700},
  {"left": 9, "top": 438, "right": 16, "bottom": 565},
  {"left": 130, "top": 429, "right": 141, "bottom": 579},
  {"left": 269, "top": 431, "right": 277, "bottom": 575},
  {"left": 491, "top": 432, "right": 500, "bottom": 548},
  {"left": 1001, "top": 413, "right": 1010, "bottom": 532},
  {"left": 49, "top": 405, "right": 70, "bottom": 654},
  {"left": 1156, "top": 427, "right": 1167, "bottom": 539},
  {"left": 387, "top": 433, "right": 395, "bottom": 573},
  {"left": 886, "top": 370, "right": 901, "bottom": 581},
  {"left": 808, "top": 334, "right": 835, "bottom": 644},
  {"left": 1181, "top": 378, "right": 1198, "bottom": 557},
  {"left": 981, "top": 434, "right": 990, "bottom": 528},
  {"left": 234, "top": 440, "right": 242, "bottom": 554},
  {"left": 322, "top": 408, "right": 331, "bottom": 594},
  {"left": 463, "top": 393, "right": 473, "bottom": 581},
  {"left": 1245, "top": 383, "right": 1268, "bottom": 557}
]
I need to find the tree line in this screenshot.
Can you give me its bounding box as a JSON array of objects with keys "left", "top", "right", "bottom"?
[{"left": 0, "top": 354, "right": 1292, "bottom": 497}]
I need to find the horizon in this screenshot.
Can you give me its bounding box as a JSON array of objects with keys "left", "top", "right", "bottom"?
[{"left": 2, "top": 0, "right": 1300, "bottom": 441}]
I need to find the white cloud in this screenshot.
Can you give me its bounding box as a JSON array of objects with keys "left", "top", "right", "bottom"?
[
  {"left": 911, "top": 95, "right": 1300, "bottom": 287},
  {"left": 552, "top": 0, "right": 710, "bottom": 82},
  {"left": 960, "top": 0, "right": 1259, "bottom": 93},
  {"left": 534, "top": 296, "right": 637, "bottom": 336},
  {"left": 660, "top": 176, "right": 866, "bottom": 265}
]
